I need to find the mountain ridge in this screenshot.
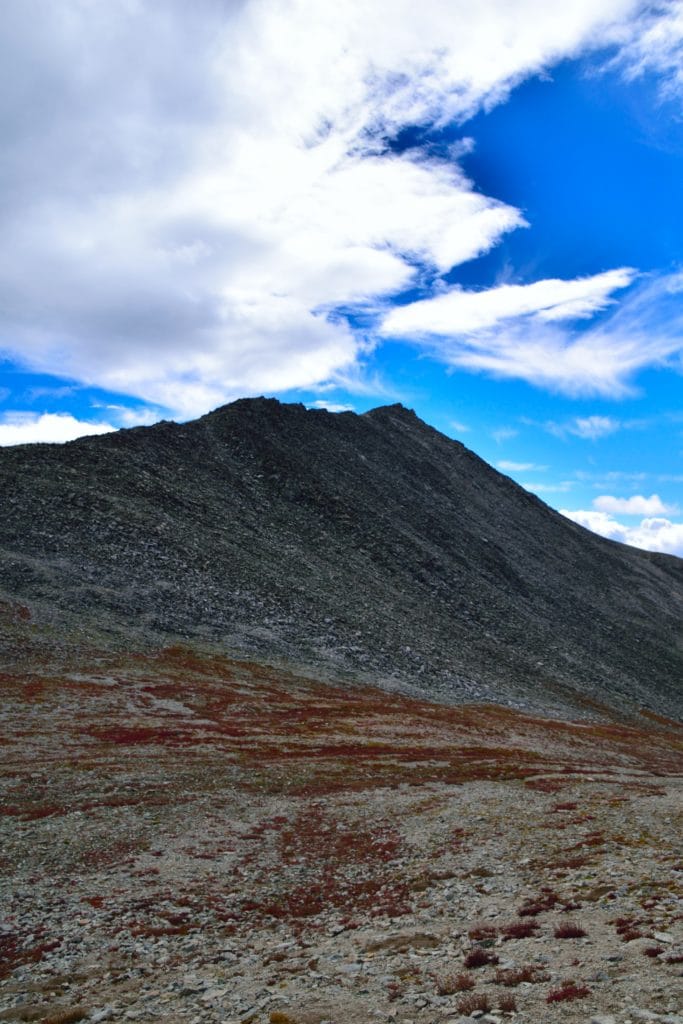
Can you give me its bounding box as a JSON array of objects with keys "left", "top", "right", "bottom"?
[{"left": 1, "top": 397, "right": 681, "bottom": 719}]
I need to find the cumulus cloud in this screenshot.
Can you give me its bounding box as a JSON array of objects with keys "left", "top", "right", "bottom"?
[
  {"left": 594, "top": 493, "right": 679, "bottom": 514},
  {"left": 1, "top": 0, "right": 675, "bottom": 417},
  {"left": 0, "top": 412, "right": 115, "bottom": 446},
  {"left": 561, "top": 507, "right": 683, "bottom": 556}
]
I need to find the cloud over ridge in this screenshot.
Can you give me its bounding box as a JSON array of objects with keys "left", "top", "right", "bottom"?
[{"left": 3, "top": 0, "right": 682, "bottom": 415}]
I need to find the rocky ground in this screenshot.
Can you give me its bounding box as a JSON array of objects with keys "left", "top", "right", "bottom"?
[{"left": 1, "top": 631, "right": 681, "bottom": 1024}]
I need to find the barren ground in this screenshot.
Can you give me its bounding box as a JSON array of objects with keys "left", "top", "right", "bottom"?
[{"left": 1, "top": 638, "right": 682, "bottom": 1024}]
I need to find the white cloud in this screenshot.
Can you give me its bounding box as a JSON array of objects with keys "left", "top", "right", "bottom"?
[
  {"left": 594, "top": 493, "right": 679, "bottom": 515},
  {"left": 522, "top": 480, "right": 575, "bottom": 493},
  {"left": 450, "top": 419, "right": 471, "bottom": 434},
  {"left": 498, "top": 459, "right": 548, "bottom": 471},
  {"left": 492, "top": 427, "right": 519, "bottom": 442},
  {"left": 92, "top": 403, "right": 166, "bottom": 427},
  {"left": 381, "top": 269, "right": 635, "bottom": 336},
  {"left": 545, "top": 415, "right": 622, "bottom": 439},
  {"left": 0, "top": 412, "right": 116, "bottom": 446},
  {"left": 613, "top": 0, "right": 683, "bottom": 96},
  {"left": 570, "top": 415, "right": 622, "bottom": 440},
  {"left": 0, "top": 0, "right": 673, "bottom": 416},
  {"left": 308, "top": 400, "right": 355, "bottom": 413},
  {"left": 380, "top": 268, "right": 683, "bottom": 396},
  {"left": 561, "top": 507, "right": 683, "bottom": 556}
]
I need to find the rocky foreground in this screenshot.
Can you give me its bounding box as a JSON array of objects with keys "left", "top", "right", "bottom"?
[{"left": 1, "top": 626, "right": 681, "bottom": 1024}]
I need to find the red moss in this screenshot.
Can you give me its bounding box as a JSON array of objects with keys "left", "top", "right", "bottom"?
[
  {"left": 546, "top": 981, "right": 591, "bottom": 1002},
  {"left": 464, "top": 948, "right": 499, "bottom": 969},
  {"left": 519, "top": 888, "right": 559, "bottom": 917},
  {"left": 0, "top": 931, "right": 61, "bottom": 979},
  {"left": 554, "top": 922, "right": 587, "bottom": 939},
  {"left": 501, "top": 919, "right": 539, "bottom": 940}
]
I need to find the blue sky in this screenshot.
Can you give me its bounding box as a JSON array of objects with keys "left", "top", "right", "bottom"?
[{"left": 1, "top": 0, "right": 683, "bottom": 554}]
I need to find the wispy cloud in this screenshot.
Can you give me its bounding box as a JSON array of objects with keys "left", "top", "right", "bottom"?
[
  {"left": 94, "top": 403, "right": 165, "bottom": 427},
  {"left": 545, "top": 415, "right": 622, "bottom": 440},
  {"left": 612, "top": 0, "right": 683, "bottom": 97},
  {"left": 594, "top": 493, "right": 679, "bottom": 515},
  {"left": 492, "top": 426, "right": 519, "bottom": 443},
  {"left": 381, "top": 269, "right": 683, "bottom": 397},
  {"left": 522, "top": 480, "right": 575, "bottom": 493},
  {"left": 381, "top": 269, "right": 635, "bottom": 335},
  {"left": 498, "top": 460, "right": 548, "bottom": 471},
  {"left": 0, "top": 412, "right": 115, "bottom": 446}
]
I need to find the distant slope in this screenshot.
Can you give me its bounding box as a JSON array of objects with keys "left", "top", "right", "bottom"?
[{"left": 0, "top": 397, "right": 681, "bottom": 718}]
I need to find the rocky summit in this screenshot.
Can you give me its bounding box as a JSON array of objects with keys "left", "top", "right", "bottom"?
[{"left": 1, "top": 396, "right": 682, "bottom": 718}]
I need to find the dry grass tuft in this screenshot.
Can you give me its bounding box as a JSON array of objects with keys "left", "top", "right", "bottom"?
[
  {"left": 456, "top": 992, "right": 491, "bottom": 1014},
  {"left": 554, "top": 921, "right": 587, "bottom": 939},
  {"left": 495, "top": 965, "right": 547, "bottom": 986},
  {"left": 501, "top": 918, "right": 539, "bottom": 940},
  {"left": 42, "top": 1010, "right": 89, "bottom": 1024},
  {"left": 435, "top": 971, "right": 475, "bottom": 994}
]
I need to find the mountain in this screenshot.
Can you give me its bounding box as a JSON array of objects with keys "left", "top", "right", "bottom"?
[{"left": 1, "top": 397, "right": 681, "bottom": 718}]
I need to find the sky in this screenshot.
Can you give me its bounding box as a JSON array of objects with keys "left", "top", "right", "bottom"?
[{"left": 1, "top": 0, "right": 683, "bottom": 555}]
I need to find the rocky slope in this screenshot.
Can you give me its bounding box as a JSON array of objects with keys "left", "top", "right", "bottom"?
[{"left": 1, "top": 397, "right": 682, "bottom": 718}]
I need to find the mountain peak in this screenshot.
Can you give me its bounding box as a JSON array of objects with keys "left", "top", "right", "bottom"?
[{"left": 0, "top": 396, "right": 681, "bottom": 719}]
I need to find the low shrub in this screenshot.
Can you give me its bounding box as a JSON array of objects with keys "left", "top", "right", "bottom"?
[
  {"left": 435, "top": 971, "right": 475, "bottom": 994},
  {"left": 501, "top": 919, "right": 539, "bottom": 940},
  {"left": 495, "top": 965, "right": 546, "bottom": 986},
  {"left": 546, "top": 980, "right": 590, "bottom": 1003},
  {"left": 456, "top": 992, "right": 491, "bottom": 1014},
  {"left": 554, "top": 921, "right": 587, "bottom": 939},
  {"left": 464, "top": 948, "right": 499, "bottom": 969}
]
